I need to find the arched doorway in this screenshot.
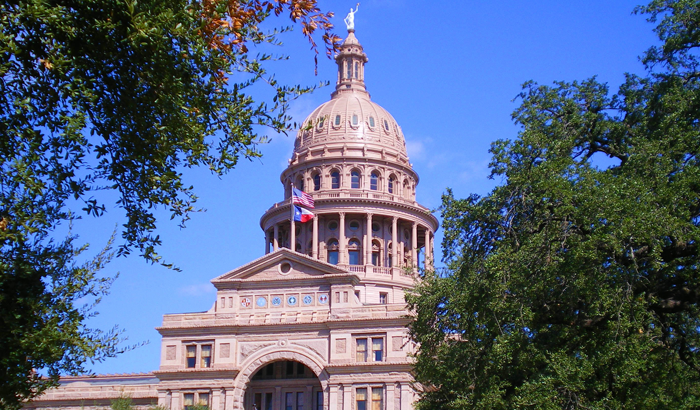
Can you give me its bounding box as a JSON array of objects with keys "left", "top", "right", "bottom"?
[{"left": 244, "top": 360, "right": 323, "bottom": 410}]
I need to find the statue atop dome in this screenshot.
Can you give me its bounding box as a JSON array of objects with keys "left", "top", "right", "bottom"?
[{"left": 344, "top": 3, "right": 359, "bottom": 31}]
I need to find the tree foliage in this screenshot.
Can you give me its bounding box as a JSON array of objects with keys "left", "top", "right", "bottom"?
[
  {"left": 0, "top": 0, "right": 338, "bottom": 408},
  {"left": 409, "top": 1, "right": 700, "bottom": 408}
]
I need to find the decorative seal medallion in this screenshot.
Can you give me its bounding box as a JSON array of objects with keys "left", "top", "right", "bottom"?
[
  {"left": 256, "top": 297, "right": 267, "bottom": 307},
  {"left": 240, "top": 297, "right": 251, "bottom": 308},
  {"left": 287, "top": 295, "right": 297, "bottom": 306},
  {"left": 318, "top": 294, "right": 328, "bottom": 304},
  {"left": 272, "top": 296, "right": 282, "bottom": 307},
  {"left": 303, "top": 295, "right": 313, "bottom": 305}
]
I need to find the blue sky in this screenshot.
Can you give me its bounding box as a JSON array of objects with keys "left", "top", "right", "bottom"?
[{"left": 78, "top": 0, "right": 658, "bottom": 375}]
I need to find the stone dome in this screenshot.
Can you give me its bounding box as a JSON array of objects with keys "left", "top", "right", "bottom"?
[{"left": 292, "top": 31, "right": 408, "bottom": 161}]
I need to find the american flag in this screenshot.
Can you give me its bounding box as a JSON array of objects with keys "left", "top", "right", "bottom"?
[{"left": 292, "top": 187, "right": 315, "bottom": 209}]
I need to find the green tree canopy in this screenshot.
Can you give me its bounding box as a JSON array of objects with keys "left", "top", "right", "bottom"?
[
  {"left": 409, "top": 1, "right": 700, "bottom": 408},
  {"left": 0, "top": 0, "right": 338, "bottom": 408}
]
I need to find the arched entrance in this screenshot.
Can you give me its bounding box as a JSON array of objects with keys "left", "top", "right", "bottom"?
[{"left": 244, "top": 360, "right": 323, "bottom": 410}]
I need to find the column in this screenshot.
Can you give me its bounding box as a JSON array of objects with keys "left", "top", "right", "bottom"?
[
  {"left": 343, "top": 385, "right": 352, "bottom": 410},
  {"left": 225, "top": 388, "right": 235, "bottom": 410},
  {"left": 306, "top": 385, "right": 313, "bottom": 410},
  {"left": 339, "top": 212, "right": 346, "bottom": 264},
  {"left": 273, "top": 224, "right": 279, "bottom": 251},
  {"left": 386, "top": 384, "right": 395, "bottom": 410},
  {"left": 427, "top": 231, "right": 433, "bottom": 270},
  {"left": 365, "top": 213, "right": 372, "bottom": 265},
  {"left": 412, "top": 222, "right": 418, "bottom": 268},
  {"left": 329, "top": 384, "right": 339, "bottom": 410},
  {"left": 312, "top": 215, "right": 319, "bottom": 259},
  {"left": 291, "top": 219, "right": 296, "bottom": 253},
  {"left": 171, "top": 392, "right": 180, "bottom": 410},
  {"left": 392, "top": 217, "right": 398, "bottom": 268},
  {"left": 400, "top": 383, "right": 411, "bottom": 410},
  {"left": 265, "top": 231, "right": 270, "bottom": 254}
]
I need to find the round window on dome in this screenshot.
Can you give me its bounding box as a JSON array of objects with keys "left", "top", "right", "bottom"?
[
  {"left": 369, "top": 116, "right": 375, "bottom": 128},
  {"left": 335, "top": 115, "right": 341, "bottom": 126}
]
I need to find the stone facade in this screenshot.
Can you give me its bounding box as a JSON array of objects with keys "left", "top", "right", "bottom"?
[{"left": 26, "top": 28, "right": 437, "bottom": 410}]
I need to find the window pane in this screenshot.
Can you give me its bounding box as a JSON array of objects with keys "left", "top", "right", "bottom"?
[
  {"left": 199, "top": 393, "right": 210, "bottom": 406},
  {"left": 370, "top": 174, "right": 378, "bottom": 190},
  {"left": 313, "top": 174, "right": 321, "bottom": 191},
  {"left": 372, "top": 388, "right": 383, "bottom": 410},
  {"left": 373, "top": 338, "right": 383, "bottom": 361},
  {"left": 328, "top": 251, "right": 338, "bottom": 265},
  {"left": 356, "top": 339, "right": 367, "bottom": 362},
  {"left": 351, "top": 172, "right": 360, "bottom": 189},
  {"left": 356, "top": 388, "right": 367, "bottom": 410},
  {"left": 297, "top": 392, "right": 304, "bottom": 410},
  {"left": 372, "top": 252, "right": 379, "bottom": 266},
  {"left": 184, "top": 393, "right": 194, "bottom": 406},
  {"left": 349, "top": 251, "right": 359, "bottom": 265},
  {"left": 316, "top": 391, "right": 323, "bottom": 410},
  {"left": 186, "top": 345, "right": 196, "bottom": 368},
  {"left": 265, "top": 393, "right": 273, "bottom": 410},
  {"left": 286, "top": 392, "right": 293, "bottom": 410},
  {"left": 201, "top": 345, "right": 211, "bottom": 368},
  {"left": 388, "top": 178, "right": 394, "bottom": 194}
]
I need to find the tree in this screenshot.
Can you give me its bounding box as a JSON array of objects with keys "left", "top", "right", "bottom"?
[
  {"left": 0, "top": 0, "right": 338, "bottom": 408},
  {"left": 409, "top": 1, "right": 700, "bottom": 408}
]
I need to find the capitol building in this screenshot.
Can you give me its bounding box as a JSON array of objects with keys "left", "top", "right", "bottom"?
[{"left": 27, "top": 26, "right": 438, "bottom": 410}]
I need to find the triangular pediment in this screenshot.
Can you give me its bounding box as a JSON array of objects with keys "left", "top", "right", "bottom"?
[{"left": 211, "top": 249, "right": 350, "bottom": 287}]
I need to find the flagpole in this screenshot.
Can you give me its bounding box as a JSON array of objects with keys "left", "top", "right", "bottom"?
[{"left": 290, "top": 182, "right": 296, "bottom": 252}]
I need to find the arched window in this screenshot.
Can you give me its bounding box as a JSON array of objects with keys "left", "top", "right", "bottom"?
[
  {"left": 369, "top": 116, "right": 375, "bottom": 128},
  {"left": 370, "top": 172, "right": 379, "bottom": 191},
  {"left": 388, "top": 175, "right": 396, "bottom": 194},
  {"left": 403, "top": 179, "right": 410, "bottom": 199},
  {"left": 348, "top": 239, "right": 361, "bottom": 265},
  {"left": 388, "top": 243, "right": 393, "bottom": 267},
  {"left": 313, "top": 173, "right": 321, "bottom": 191},
  {"left": 335, "top": 115, "right": 341, "bottom": 126},
  {"left": 295, "top": 176, "right": 304, "bottom": 191},
  {"left": 372, "top": 240, "right": 381, "bottom": 266},
  {"left": 327, "top": 239, "right": 339, "bottom": 265},
  {"left": 352, "top": 114, "right": 358, "bottom": 126},
  {"left": 346, "top": 60, "right": 351, "bottom": 79},
  {"left": 331, "top": 171, "right": 340, "bottom": 189},
  {"left": 354, "top": 62, "right": 359, "bottom": 79},
  {"left": 351, "top": 171, "right": 361, "bottom": 189}
]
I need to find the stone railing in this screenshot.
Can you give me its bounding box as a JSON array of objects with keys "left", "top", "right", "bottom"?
[{"left": 159, "top": 304, "right": 409, "bottom": 329}]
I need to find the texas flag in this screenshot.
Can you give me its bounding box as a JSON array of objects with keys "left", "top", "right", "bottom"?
[{"left": 293, "top": 205, "right": 315, "bottom": 223}]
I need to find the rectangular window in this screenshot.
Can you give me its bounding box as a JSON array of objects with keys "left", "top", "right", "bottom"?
[
  {"left": 184, "top": 393, "right": 194, "bottom": 410},
  {"left": 201, "top": 345, "right": 212, "bottom": 368},
  {"left": 199, "top": 392, "right": 210, "bottom": 407},
  {"left": 286, "top": 392, "right": 294, "bottom": 410},
  {"left": 356, "top": 339, "right": 367, "bottom": 362},
  {"left": 343, "top": 291, "right": 349, "bottom": 303},
  {"left": 186, "top": 345, "right": 196, "bottom": 368},
  {"left": 372, "top": 338, "right": 383, "bottom": 362},
  {"left": 379, "top": 293, "right": 387, "bottom": 305},
  {"left": 371, "top": 388, "right": 383, "bottom": 410},
  {"left": 356, "top": 388, "right": 367, "bottom": 410},
  {"left": 335, "top": 292, "right": 340, "bottom": 303},
  {"left": 316, "top": 391, "right": 323, "bottom": 410},
  {"left": 297, "top": 392, "right": 304, "bottom": 410},
  {"left": 265, "top": 393, "right": 273, "bottom": 410}
]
